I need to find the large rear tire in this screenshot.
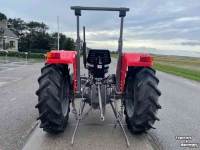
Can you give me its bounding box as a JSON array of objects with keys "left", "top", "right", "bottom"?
[
  {"left": 35, "top": 64, "right": 70, "bottom": 133},
  {"left": 124, "top": 67, "right": 161, "bottom": 134}
]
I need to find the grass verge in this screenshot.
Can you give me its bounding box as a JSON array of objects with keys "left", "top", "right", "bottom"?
[
  {"left": 153, "top": 64, "right": 200, "bottom": 82},
  {"left": 111, "top": 54, "right": 117, "bottom": 58},
  {"left": 110, "top": 54, "right": 200, "bottom": 82}
]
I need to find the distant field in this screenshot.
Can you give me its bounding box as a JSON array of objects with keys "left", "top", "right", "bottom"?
[
  {"left": 111, "top": 54, "right": 118, "bottom": 58},
  {"left": 153, "top": 57, "right": 200, "bottom": 82},
  {"left": 110, "top": 54, "right": 200, "bottom": 82}
]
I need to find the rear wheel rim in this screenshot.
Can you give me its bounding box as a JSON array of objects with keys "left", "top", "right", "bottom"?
[
  {"left": 125, "top": 77, "right": 134, "bottom": 118},
  {"left": 62, "top": 78, "right": 69, "bottom": 117}
]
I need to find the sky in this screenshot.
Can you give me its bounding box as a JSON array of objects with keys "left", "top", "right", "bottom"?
[{"left": 1, "top": 0, "right": 200, "bottom": 57}]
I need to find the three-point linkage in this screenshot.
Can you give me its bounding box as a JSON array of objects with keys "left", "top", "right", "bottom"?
[{"left": 71, "top": 83, "right": 130, "bottom": 147}]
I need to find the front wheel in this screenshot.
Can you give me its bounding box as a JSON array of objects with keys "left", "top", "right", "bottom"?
[{"left": 124, "top": 67, "right": 161, "bottom": 134}]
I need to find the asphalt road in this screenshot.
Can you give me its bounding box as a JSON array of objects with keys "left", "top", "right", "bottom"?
[
  {"left": 111, "top": 58, "right": 200, "bottom": 149},
  {"left": 149, "top": 71, "right": 200, "bottom": 150},
  {"left": 0, "top": 58, "right": 44, "bottom": 150},
  {"left": 0, "top": 57, "right": 200, "bottom": 150},
  {"left": 21, "top": 58, "right": 154, "bottom": 150}
]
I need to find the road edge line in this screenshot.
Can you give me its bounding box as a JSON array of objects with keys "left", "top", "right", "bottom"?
[
  {"left": 19, "top": 122, "right": 40, "bottom": 150},
  {"left": 143, "top": 133, "right": 159, "bottom": 150}
]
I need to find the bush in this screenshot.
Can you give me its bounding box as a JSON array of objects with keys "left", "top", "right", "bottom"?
[
  {"left": 0, "top": 51, "right": 45, "bottom": 59},
  {"left": 28, "top": 53, "right": 45, "bottom": 59},
  {"left": 0, "top": 51, "right": 6, "bottom": 56},
  {"left": 18, "top": 49, "right": 50, "bottom": 53},
  {"left": 18, "top": 49, "right": 27, "bottom": 52}
]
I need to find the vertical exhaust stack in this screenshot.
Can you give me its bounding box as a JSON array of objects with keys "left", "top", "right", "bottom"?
[{"left": 83, "top": 26, "right": 87, "bottom": 69}]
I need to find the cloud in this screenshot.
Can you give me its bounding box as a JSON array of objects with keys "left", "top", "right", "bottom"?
[
  {"left": 1, "top": 0, "right": 200, "bottom": 56},
  {"left": 175, "top": 17, "right": 200, "bottom": 22},
  {"left": 175, "top": 42, "right": 200, "bottom": 46}
]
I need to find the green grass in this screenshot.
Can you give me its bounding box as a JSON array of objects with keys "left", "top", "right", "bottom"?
[
  {"left": 110, "top": 54, "right": 200, "bottom": 82},
  {"left": 155, "top": 57, "right": 200, "bottom": 64},
  {"left": 153, "top": 64, "right": 200, "bottom": 82},
  {"left": 111, "top": 54, "right": 118, "bottom": 58}
]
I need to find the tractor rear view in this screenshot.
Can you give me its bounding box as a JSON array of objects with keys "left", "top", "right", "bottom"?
[{"left": 35, "top": 6, "right": 161, "bottom": 147}]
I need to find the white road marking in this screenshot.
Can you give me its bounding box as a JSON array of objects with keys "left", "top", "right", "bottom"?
[
  {"left": 0, "top": 77, "right": 19, "bottom": 78},
  {"left": 0, "top": 78, "right": 22, "bottom": 87},
  {"left": 0, "top": 68, "right": 15, "bottom": 73},
  {"left": 0, "top": 82, "right": 7, "bottom": 86},
  {"left": 12, "top": 78, "right": 22, "bottom": 82},
  {"left": 10, "top": 98, "right": 16, "bottom": 101},
  {"left": 185, "top": 82, "right": 197, "bottom": 86},
  {"left": 0, "top": 61, "right": 31, "bottom": 66},
  {"left": 0, "top": 66, "right": 26, "bottom": 73},
  {"left": 0, "top": 66, "right": 10, "bottom": 68},
  {"left": 0, "top": 61, "right": 29, "bottom": 73},
  {"left": 1, "top": 63, "right": 21, "bottom": 67}
]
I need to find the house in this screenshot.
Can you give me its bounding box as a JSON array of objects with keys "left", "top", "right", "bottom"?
[{"left": 0, "top": 19, "right": 19, "bottom": 51}]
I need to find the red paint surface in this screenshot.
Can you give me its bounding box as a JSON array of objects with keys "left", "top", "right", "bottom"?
[
  {"left": 119, "top": 52, "right": 153, "bottom": 93},
  {"left": 46, "top": 50, "right": 77, "bottom": 92}
]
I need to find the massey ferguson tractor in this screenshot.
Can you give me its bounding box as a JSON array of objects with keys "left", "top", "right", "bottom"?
[{"left": 35, "top": 6, "right": 161, "bottom": 147}]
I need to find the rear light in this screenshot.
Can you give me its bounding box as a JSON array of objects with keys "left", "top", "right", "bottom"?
[
  {"left": 46, "top": 52, "right": 51, "bottom": 58},
  {"left": 99, "top": 58, "right": 102, "bottom": 64},
  {"left": 140, "top": 56, "right": 154, "bottom": 62},
  {"left": 46, "top": 52, "right": 60, "bottom": 59},
  {"left": 51, "top": 52, "right": 60, "bottom": 58}
]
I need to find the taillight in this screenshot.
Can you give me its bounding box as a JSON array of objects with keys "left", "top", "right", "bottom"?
[
  {"left": 99, "top": 58, "right": 102, "bottom": 64},
  {"left": 46, "top": 52, "right": 60, "bottom": 58},
  {"left": 51, "top": 52, "right": 60, "bottom": 58},
  {"left": 140, "top": 56, "right": 154, "bottom": 62}
]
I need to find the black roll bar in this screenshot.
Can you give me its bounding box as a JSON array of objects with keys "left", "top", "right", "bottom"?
[
  {"left": 71, "top": 6, "right": 129, "bottom": 11},
  {"left": 71, "top": 6, "right": 130, "bottom": 93}
]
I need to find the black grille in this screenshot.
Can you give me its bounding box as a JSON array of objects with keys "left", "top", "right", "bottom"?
[{"left": 87, "top": 49, "right": 111, "bottom": 64}]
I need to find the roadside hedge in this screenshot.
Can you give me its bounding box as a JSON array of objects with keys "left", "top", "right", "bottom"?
[
  {"left": 19, "top": 49, "right": 50, "bottom": 53},
  {"left": 0, "top": 51, "right": 45, "bottom": 59}
]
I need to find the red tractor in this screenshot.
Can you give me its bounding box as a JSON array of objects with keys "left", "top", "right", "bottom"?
[{"left": 35, "top": 6, "right": 161, "bottom": 147}]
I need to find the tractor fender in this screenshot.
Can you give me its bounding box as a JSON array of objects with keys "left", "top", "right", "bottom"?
[
  {"left": 46, "top": 50, "right": 77, "bottom": 92},
  {"left": 117, "top": 52, "right": 153, "bottom": 93}
]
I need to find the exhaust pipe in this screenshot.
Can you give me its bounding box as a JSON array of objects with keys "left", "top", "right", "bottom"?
[{"left": 83, "top": 26, "right": 87, "bottom": 69}]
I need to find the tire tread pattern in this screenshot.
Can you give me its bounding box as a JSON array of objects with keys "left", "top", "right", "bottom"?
[
  {"left": 124, "top": 67, "right": 161, "bottom": 134},
  {"left": 35, "top": 64, "right": 70, "bottom": 133}
]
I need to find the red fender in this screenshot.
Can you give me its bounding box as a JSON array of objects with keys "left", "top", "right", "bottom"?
[
  {"left": 117, "top": 53, "right": 153, "bottom": 93},
  {"left": 46, "top": 50, "right": 77, "bottom": 92}
]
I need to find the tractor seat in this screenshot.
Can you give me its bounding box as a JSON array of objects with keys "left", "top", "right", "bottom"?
[{"left": 86, "top": 49, "right": 111, "bottom": 78}]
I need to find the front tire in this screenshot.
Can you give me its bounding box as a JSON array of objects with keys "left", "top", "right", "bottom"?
[
  {"left": 35, "top": 64, "right": 70, "bottom": 133},
  {"left": 124, "top": 67, "right": 161, "bottom": 134}
]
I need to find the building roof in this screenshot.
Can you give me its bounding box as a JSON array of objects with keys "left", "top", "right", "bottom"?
[{"left": 0, "top": 22, "right": 18, "bottom": 38}]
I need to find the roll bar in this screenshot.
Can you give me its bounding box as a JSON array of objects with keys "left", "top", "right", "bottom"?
[
  {"left": 71, "top": 6, "right": 129, "bottom": 11},
  {"left": 71, "top": 6, "right": 130, "bottom": 93}
]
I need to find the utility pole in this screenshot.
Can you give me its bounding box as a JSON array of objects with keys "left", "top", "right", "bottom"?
[{"left": 57, "top": 15, "right": 59, "bottom": 51}]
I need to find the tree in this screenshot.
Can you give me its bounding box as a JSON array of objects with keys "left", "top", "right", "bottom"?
[
  {"left": 7, "top": 16, "right": 76, "bottom": 51},
  {"left": 26, "top": 21, "right": 49, "bottom": 33},
  {"left": 65, "top": 37, "right": 75, "bottom": 50},
  {"left": 8, "top": 18, "right": 26, "bottom": 37},
  {"left": 30, "top": 32, "right": 51, "bottom": 50},
  {"left": 0, "top": 12, "right": 7, "bottom": 20},
  {"left": 50, "top": 32, "right": 75, "bottom": 50}
]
